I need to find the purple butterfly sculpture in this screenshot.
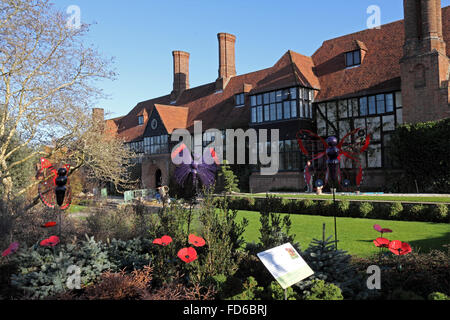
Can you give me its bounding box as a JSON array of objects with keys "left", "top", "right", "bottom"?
[{"left": 171, "top": 143, "right": 219, "bottom": 191}]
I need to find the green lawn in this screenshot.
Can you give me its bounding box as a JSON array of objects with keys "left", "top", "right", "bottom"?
[
  {"left": 237, "top": 193, "right": 450, "bottom": 204},
  {"left": 235, "top": 210, "right": 450, "bottom": 258},
  {"left": 68, "top": 205, "right": 87, "bottom": 214}
]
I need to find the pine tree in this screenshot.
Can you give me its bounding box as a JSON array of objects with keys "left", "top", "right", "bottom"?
[
  {"left": 297, "top": 235, "right": 368, "bottom": 299},
  {"left": 219, "top": 160, "right": 240, "bottom": 194}
]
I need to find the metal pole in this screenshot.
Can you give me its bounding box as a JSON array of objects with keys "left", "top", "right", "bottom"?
[{"left": 332, "top": 188, "right": 338, "bottom": 250}]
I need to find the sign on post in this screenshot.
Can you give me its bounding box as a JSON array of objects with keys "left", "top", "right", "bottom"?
[{"left": 257, "top": 243, "right": 314, "bottom": 290}]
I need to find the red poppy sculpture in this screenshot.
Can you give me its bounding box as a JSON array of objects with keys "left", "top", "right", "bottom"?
[
  {"left": 177, "top": 247, "right": 198, "bottom": 263},
  {"left": 388, "top": 240, "right": 412, "bottom": 256},
  {"left": 373, "top": 237, "right": 390, "bottom": 248},
  {"left": 188, "top": 234, "right": 206, "bottom": 247},
  {"left": 40, "top": 236, "right": 60, "bottom": 247},
  {"left": 153, "top": 236, "right": 173, "bottom": 246}
]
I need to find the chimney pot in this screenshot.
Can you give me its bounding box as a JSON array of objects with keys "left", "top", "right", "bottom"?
[{"left": 217, "top": 33, "right": 236, "bottom": 90}]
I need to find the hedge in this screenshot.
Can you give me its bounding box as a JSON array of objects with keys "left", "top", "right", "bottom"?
[{"left": 219, "top": 196, "right": 449, "bottom": 223}]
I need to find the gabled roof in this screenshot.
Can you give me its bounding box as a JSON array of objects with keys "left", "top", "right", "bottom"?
[{"left": 153, "top": 104, "right": 189, "bottom": 134}]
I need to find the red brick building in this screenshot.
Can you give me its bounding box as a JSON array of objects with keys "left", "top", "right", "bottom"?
[{"left": 102, "top": 1, "right": 449, "bottom": 193}]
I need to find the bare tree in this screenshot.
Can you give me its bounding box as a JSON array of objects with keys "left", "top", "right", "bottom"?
[{"left": 0, "top": 0, "right": 135, "bottom": 203}]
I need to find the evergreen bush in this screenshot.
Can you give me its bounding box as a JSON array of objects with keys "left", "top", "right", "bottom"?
[
  {"left": 358, "top": 202, "right": 374, "bottom": 218},
  {"left": 389, "top": 202, "right": 404, "bottom": 220},
  {"left": 302, "top": 279, "right": 343, "bottom": 300}
]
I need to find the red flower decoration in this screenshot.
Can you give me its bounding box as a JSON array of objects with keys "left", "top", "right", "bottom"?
[
  {"left": 389, "top": 240, "right": 412, "bottom": 256},
  {"left": 188, "top": 234, "right": 206, "bottom": 247},
  {"left": 2, "top": 242, "right": 20, "bottom": 257},
  {"left": 153, "top": 235, "right": 172, "bottom": 246},
  {"left": 177, "top": 247, "right": 198, "bottom": 263},
  {"left": 374, "top": 224, "right": 393, "bottom": 234},
  {"left": 41, "top": 222, "right": 57, "bottom": 228},
  {"left": 2, "top": 248, "right": 11, "bottom": 257},
  {"left": 373, "top": 237, "right": 390, "bottom": 248},
  {"left": 40, "top": 236, "right": 60, "bottom": 247}
]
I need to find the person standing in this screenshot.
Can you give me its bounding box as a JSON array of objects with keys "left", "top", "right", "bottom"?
[{"left": 304, "top": 161, "right": 314, "bottom": 193}]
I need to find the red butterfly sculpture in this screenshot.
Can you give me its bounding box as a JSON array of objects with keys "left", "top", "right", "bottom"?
[
  {"left": 36, "top": 158, "right": 72, "bottom": 210},
  {"left": 296, "top": 128, "right": 371, "bottom": 189}
]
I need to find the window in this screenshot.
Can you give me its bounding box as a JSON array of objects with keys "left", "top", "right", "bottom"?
[
  {"left": 368, "top": 96, "right": 376, "bottom": 115},
  {"left": 235, "top": 93, "right": 245, "bottom": 106},
  {"left": 144, "top": 135, "right": 169, "bottom": 155},
  {"left": 345, "top": 50, "right": 361, "bottom": 67},
  {"left": 386, "top": 94, "right": 394, "bottom": 113},
  {"left": 359, "top": 97, "right": 368, "bottom": 116},
  {"left": 138, "top": 116, "right": 144, "bottom": 126},
  {"left": 376, "top": 94, "right": 385, "bottom": 114},
  {"left": 128, "top": 141, "right": 144, "bottom": 153},
  {"left": 257, "top": 106, "right": 263, "bottom": 123},
  {"left": 249, "top": 87, "right": 308, "bottom": 123}
]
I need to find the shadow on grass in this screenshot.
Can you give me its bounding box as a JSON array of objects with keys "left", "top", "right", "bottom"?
[{"left": 408, "top": 231, "right": 450, "bottom": 254}]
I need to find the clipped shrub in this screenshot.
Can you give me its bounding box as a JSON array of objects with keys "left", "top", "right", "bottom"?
[
  {"left": 337, "top": 200, "right": 350, "bottom": 217},
  {"left": 359, "top": 202, "right": 374, "bottom": 218},
  {"left": 428, "top": 292, "right": 450, "bottom": 300},
  {"left": 409, "top": 204, "right": 427, "bottom": 221},
  {"left": 429, "top": 204, "right": 448, "bottom": 223},
  {"left": 301, "top": 199, "right": 316, "bottom": 215},
  {"left": 302, "top": 279, "right": 343, "bottom": 300},
  {"left": 318, "top": 200, "right": 334, "bottom": 216},
  {"left": 389, "top": 202, "right": 404, "bottom": 220}
]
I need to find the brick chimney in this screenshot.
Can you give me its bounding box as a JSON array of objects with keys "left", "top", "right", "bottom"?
[
  {"left": 400, "top": 0, "right": 449, "bottom": 123},
  {"left": 171, "top": 51, "right": 190, "bottom": 101},
  {"left": 216, "top": 33, "right": 237, "bottom": 91}
]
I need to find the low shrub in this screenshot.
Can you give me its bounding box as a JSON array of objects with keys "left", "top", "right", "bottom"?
[
  {"left": 389, "top": 202, "right": 404, "bottom": 220},
  {"left": 408, "top": 204, "right": 427, "bottom": 221},
  {"left": 359, "top": 202, "right": 374, "bottom": 218},
  {"left": 10, "top": 236, "right": 113, "bottom": 299},
  {"left": 428, "top": 292, "right": 450, "bottom": 300},
  {"left": 429, "top": 204, "right": 448, "bottom": 223},
  {"left": 302, "top": 279, "right": 343, "bottom": 300},
  {"left": 337, "top": 200, "right": 350, "bottom": 217},
  {"left": 387, "top": 288, "right": 424, "bottom": 300}
]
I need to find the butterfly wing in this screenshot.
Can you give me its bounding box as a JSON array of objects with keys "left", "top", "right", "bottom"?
[
  {"left": 171, "top": 143, "right": 193, "bottom": 165},
  {"left": 37, "top": 164, "right": 57, "bottom": 208},
  {"left": 296, "top": 129, "right": 328, "bottom": 161},
  {"left": 197, "top": 162, "right": 217, "bottom": 187}
]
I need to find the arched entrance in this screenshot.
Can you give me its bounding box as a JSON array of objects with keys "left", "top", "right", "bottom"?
[{"left": 155, "top": 169, "right": 162, "bottom": 188}]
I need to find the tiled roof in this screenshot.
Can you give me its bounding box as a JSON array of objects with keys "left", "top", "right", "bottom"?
[
  {"left": 108, "top": 6, "right": 449, "bottom": 142},
  {"left": 154, "top": 104, "right": 189, "bottom": 134}
]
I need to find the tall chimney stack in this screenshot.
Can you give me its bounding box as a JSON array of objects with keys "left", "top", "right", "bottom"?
[
  {"left": 216, "top": 33, "right": 236, "bottom": 90},
  {"left": 171, "top": 50, "right": 190, "bottom": 100}
]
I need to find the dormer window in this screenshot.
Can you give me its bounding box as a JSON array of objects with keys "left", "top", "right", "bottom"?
[
  {"left": 138, "top": 116, "right": 144, "bottom": 125},
  {"left": 345, "top": 50, "right": 361, "bottom": 68},
  {"left": 235, "top": 93, "right": 245, "bottom": 107}
]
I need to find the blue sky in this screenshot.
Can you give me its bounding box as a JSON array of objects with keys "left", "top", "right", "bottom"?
[{"left": 54, "top": 0, "right": 450, "bottom": 119}]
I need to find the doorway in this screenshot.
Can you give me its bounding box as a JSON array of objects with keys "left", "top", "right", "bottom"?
[{"left": 155, "top": 169, "right": 162, "bottom": 188}]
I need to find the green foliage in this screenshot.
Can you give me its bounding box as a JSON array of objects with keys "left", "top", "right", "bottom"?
[
  {"left": 302, "top": 279, "right": 343, "bottom": 300},
  {"left": 390, "top": 118, "right": 450, "bottom": 193},
  {"left": 191, "top": 190, "right": 248, "bottom": 286},
  {"left": 389, "top": 202, "right": 404, "bottom": 220},
  {"left": 429, "top": 204, "right": 448, "bottom": 223},
  {"left": 428, "top": 292, "right": 450, "bottom": 300},
  {"left": 258, "top": 195, "right": 297, "bottom": 251},
  {"left": 359, "top": 202, "right": 374, "bottom": 218},
  {"left": 337, "top": 200, "right": 350, "bottom": 217},
  {"left": 10, "top": 236, "right": 113, "bottom": 299},
  {"left": 298, "top": 236, "right": 368, "bottom": 299},
  {"left": 106, "top": 238, "right": 152, "bottom": 272},
  {"left": 409, "top": 204, "right": 426, "bottom": 221},
  {"left": 219, "top": 160, "right": 240, "bottom": 194},
  {"left": 228, "top": 276, "right": 264, "bottom": 300},
  {"left": 267, "top": 281, "right": 299, "bottom": 300}
]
